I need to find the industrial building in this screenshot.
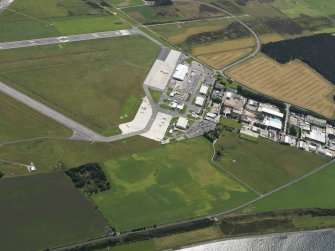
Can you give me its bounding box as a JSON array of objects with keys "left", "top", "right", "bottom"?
[
  {"left": 306, "top": 128, "right": 326, "bottom": 144},
  {"left": 176, "top": 117, "right": 188, "bottom": 130},
  {"left": 263, "top": 117, "right": 282, "bottom": 130},
  {"left": 195, "top": 96, "right": 205, "bottom": 107},
  {"left": 258, "top": 104, "right": 284, "bottom": 119},
  {"left": 173, "top": 64, "right": 189, "bottom": 81},
  {"left": 199, "top": 85, "right": 209, "bottom": 95}
]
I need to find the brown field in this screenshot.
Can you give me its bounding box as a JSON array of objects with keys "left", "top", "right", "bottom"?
[
  {"left": 226, "top": 54, "right": 335, "bottom": 118},
  {"left": 167, "top": 22, "right": 229, "bottom": 44},
  {"left": 197, "top": 48, "right": 253, "bottom": 69}
]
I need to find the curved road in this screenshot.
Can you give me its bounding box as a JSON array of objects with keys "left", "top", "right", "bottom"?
[{"left": 176, "top": 0, "right": 261, "bottom": 72}]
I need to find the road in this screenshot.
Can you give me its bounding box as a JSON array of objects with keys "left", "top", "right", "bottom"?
[
  {"left": 0, "top": 28, "right": 141, "bottom": 50},
  {"left": 175, "top": 0, "right": 261, "bottom": 72},
  {"left": 0, "top": 80, "right": 160, "bottom": 142}
]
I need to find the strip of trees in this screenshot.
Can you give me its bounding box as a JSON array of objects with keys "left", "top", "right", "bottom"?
[{"left": 261, "top": 33, "right": 335, "bottom": 85}]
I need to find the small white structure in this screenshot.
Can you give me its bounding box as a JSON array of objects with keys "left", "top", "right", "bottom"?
[
  {"left": 199, "top": 85, "right": 209, "bottom": 95},
  {"left": 27, "top": 162, "right": 36, "bottom": 172},
  {"left": 263, "top": 117, "right": 282, "bottom": 130},
  {"left": 205, "top": 112, "right": 216, "bottom": 121},
  {"left": 176, "top": 117, "right": 188, "bottom": 130},
  {"left": 195, "top": 96, "right": 205, "bottom": 107},
  {"left": 173, "top": 64, "right": 189, "bottom": 81},
  {"left": 177, "top": 103, "right": 185, "bottom": 111}
]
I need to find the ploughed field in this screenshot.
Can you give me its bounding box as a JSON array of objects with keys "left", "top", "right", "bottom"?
[
  {"left": 226, "top": 54, "right": 335, "bottom": 118},
  {"left": 0, "top": 172, "right": 107, "bottom": 251},
  {"left": 0, "top": 35, "right": 160, "bottom": 135}
]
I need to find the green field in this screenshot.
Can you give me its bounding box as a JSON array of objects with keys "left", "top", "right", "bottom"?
[
  {"left": 93, "top": 137, "right": 257, "bottom": 231},
  {"left": 0, "top": 0, "right": 130, "bottom": 42},
  {"left": 0, "top": 36, "right": 160, "bottom": 135},
  {"left": 106, "top": 0, "right": 144, "bottom": 8},
  {"left": 0, "top": 136, "right": 158, "bottom": 177},
  {"left": 0, "top": 92, "right": 71, "bottom": 143},
  {"left": 219, "top": 117, "right": 241, "bottom": 129},
  {"left": 304, "top": 0, "right": 335, "bottom": 16},
  {"left": 242, "top": 161, "right": 335, "bottom": 212},
  {"left": 214, "top": 132, "right": 329, "bottom": 194},
  {"left": 123, "top": 2, "right": 224, "bottom": 24},
  {"left": 0, "top": 172, "right": 107, "bottom": 251}
]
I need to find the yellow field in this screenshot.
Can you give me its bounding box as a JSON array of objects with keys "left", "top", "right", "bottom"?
[
  {"left": 197, "top": 48, "right": 253, "bottom": 69},
  {"left": 226, "top": 54, "right": 335, "bottom": 118}
]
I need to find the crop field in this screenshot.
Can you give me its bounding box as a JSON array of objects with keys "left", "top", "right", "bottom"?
[
  {"left": 151, "top": 18, "right": 255, "bottom": 68},
  {"left": 123, "top": 1, "right": 225, "bottom": 24},
  {"left": 0, "top": 172, "right": 107, "bottom": 251},
  {"left": 0, "top": 36, "right": 160, "bottom": 135},
  {"left": 214, "top": 132, "right": 329, "bottom": 194},
  {"left": 0, "top": 136, "right": 158, "bottom": 177},
  {"left": 0, "top": 92, "right": 71, "bottom": 144},
  {"left": 226, "top": 54, "right": 335, "bottom": 118},
  {"left": 93, "top": 137, "right": 257, "bottom": 231},
  {"left": 243, "top": 161, "right": 335, "bottom": 213},
  {"left": 0, "top": 0, "right": 130, "bottom": 42}
]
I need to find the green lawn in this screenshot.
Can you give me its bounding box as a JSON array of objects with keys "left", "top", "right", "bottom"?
[
  {"left": 148, "top": 87, "right": 162, "bottom": 103},
  {"left": 93, "top": 137, "right": 257, "bottom": 231},
  {"left": 0, "top": 172, "right": 107, "bottom": 251},
  {"left": 219, "top": 117, "right": 241, "bottom": 129},
  {"left": 0, "top": 92, "right": 71, "bottom": 143},
  {"left": 0, "top": 36, "right": 160, "bottom": 135},
  {"left": 0, "top": 136, "right": 158, "bottom": 177},
  {"left": 242, "top": 161, "right": 335, "bottom": 212},
  {"left": 52, "top": 15, "right": 130, "bottom": 36},
  {"left": 215, "top": 132, "right": 329, "bottom": 194},
  {"left": 0, "top": 0, "right": 130, "bottom": 42}
]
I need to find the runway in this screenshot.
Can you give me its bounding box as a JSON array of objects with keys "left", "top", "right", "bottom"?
[{"left": 0, "top": 28, "right": 139, "bottom": 50}]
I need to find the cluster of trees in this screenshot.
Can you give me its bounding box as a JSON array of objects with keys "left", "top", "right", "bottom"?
[
  {"left": 262, "top": 33, "right": 335, "bottom": 85},
  {"left": 66, "top": 163, "right": 110, "bottom": 195},
  {"left": 0, "top": 172, "right": 4, "bottom": 178},
  {"left": 147, "top": 0, "right": 173, "bottom": 6}
]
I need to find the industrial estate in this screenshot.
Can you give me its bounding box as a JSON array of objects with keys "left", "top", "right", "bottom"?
[{"left": 0, "top": 0, "right": 335, "bottom": 250}]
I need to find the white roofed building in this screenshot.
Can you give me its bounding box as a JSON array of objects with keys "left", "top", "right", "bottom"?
[
  {"left": 176, "top": 117, "right": 188, "bottom": 130},
  {"left": 199, "top": 85, "right": 209, "bottom": 95},
  {"left": 258, "top": 103, "right": 284, "bottom": 119},
  {"left": 195, "top": 96, "right": 205, "bottom": 107},
  {"left": 263, "top": 117, "right": 282, "bottom": 130},
  {"left": 306, "top": 128, "right": 326, "bottom": 144},
  {"left": 173, "top": 64, "right": 189, "bottom": 81}
]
